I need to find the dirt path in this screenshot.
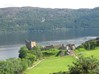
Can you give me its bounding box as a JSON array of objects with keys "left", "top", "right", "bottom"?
[
  {"left": 70, "top": 50, "right": 79, "bottom": 59},
  {"left": 28, "top": 59, "right": 44, "bottom": 69},
  {"left": 73, "top": 54, "right": 79, "bottom": 59}
]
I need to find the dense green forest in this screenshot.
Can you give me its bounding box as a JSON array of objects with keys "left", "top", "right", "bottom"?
[{"left": 0, "top": 7, "right": 99, "bottom": 33}]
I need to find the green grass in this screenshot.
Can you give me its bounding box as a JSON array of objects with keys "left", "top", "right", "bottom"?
[
  {"left": 24, "top": 47, "right": 99, "bottom": 74},
  {"left": 75, "top": 47, "right": 99, "bottom": 58},
  {"left": 24, "top": 56, "right": 75, "bottom": 74}
]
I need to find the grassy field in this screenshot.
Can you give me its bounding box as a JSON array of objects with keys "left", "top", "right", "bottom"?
[
  {"left": 24, "top": 47, "right": 99, "bottom": 74},
  {"left": 75, "top": 47, "right": 99, "bottom": 58},
  {"left": 24, "top": 56, "right": 75, "bottom": 74}
]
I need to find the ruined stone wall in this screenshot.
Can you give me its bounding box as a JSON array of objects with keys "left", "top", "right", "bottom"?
[
  {"left": 31, "top": 42, "right": 36, "bottom": 48},
  {"left": 25, "top": 40, "right": 36, "bottom": 50}
]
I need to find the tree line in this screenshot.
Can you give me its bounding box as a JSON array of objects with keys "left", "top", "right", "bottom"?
[
  {"left": 0, "top": 7, "right": 99, "bottom": 33},
  {"left": 77, "top": 37, "right": 99, "bottom": 50}
]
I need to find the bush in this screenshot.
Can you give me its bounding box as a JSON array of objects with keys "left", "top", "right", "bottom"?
[
  {"left": 31, "top": 46, "right": 43, "bottom": 59},
  {"left": 42, "top": 48, "right": 59, "bottom": 56},
  {"left": 68, "top": 56, "right": 99, "bottom": 74},
  {"left": 26, "top": 53, "right": 36, "bottom": 63},
  {"left": 0, "top": 58, "right": 28, "bottom": 74},
  {"left": 19, "top": 46, "right": 38, "bottom": 63},
  {"left": 19, "top": 46, "right": 28, "bottom": 58}
]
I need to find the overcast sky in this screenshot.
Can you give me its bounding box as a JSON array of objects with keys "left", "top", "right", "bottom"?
[{"left": 0, "top": 0, "right": 99, "bottom": 9}]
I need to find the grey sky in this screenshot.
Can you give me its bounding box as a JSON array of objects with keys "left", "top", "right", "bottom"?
[{"left": 0, "top": 0, "right": 99, "bottom": 9}]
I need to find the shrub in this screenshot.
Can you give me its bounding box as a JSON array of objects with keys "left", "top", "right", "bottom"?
[
  {"left": 42, "top": 48, "right": 59, "bottom": 56},
  {"left": 19, "top": 46, "right": 28, "bottom": 58},
  {"left": 31, "top": 46, "right": 43, "bottom": 59},
  {"left": 0, "top": 58, "right": 28, "bottom": 74},
  {"left": 67, "top": 56, "right": 99, "bottom": 74}
]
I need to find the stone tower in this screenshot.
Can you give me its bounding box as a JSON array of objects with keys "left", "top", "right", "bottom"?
[{"left": 25, "top": 40, "right": 36, "bottom": 50}]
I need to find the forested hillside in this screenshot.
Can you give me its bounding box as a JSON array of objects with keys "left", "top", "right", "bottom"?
[{"left": 0, "top": 7, "right": 99, "bottom": 34}]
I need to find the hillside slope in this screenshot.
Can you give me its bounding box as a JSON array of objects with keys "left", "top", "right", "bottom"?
[{"left": 0, "top": 7, "right": 99, "bottom": 35}]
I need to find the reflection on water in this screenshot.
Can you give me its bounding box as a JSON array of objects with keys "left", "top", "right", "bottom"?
[
  {"left": 0, "top": 28, "right": 98, "bottom": 45},
  {"left": 0, "top": 36, "right": 97, "bottom": 60}
]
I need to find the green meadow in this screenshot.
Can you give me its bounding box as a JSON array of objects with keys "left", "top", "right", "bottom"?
[
  {"left": 24, "top": 56, "right": 75, "bottom": 74},
  {"left": 24, "top": 47, "right": 99, "bottom": 74},
  {"left": 75, "top": 47, "right": 99, "bottom": 58}
]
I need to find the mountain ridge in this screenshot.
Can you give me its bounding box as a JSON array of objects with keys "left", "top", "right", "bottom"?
[{"left": 0, "top": 7, "right": 99, "bottom": 34}]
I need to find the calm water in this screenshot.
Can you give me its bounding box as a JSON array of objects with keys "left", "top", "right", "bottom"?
[
  {"left": 0, "top": 36, "right": 97, "bottom": 60},
  {"left": 0, "top": 28, "right": 98, "bottom": 45}
]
